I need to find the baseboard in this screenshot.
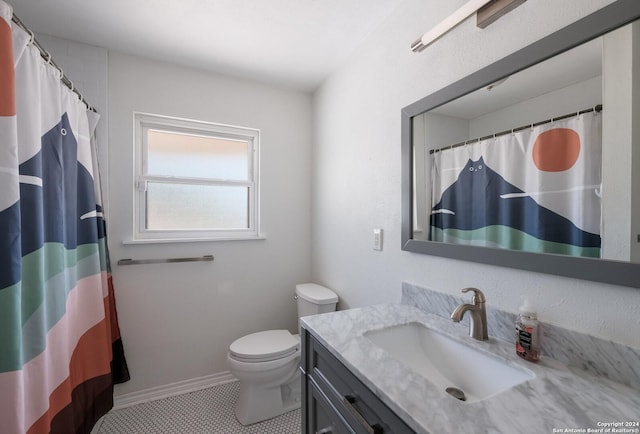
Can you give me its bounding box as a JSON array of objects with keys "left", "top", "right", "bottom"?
[{"left": 113, "top": 371, "right": 237, "bottom": 410}]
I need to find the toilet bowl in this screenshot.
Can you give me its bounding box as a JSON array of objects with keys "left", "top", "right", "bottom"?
[{"left": 227, "top": 283, "right": 338, "bottom": 425}]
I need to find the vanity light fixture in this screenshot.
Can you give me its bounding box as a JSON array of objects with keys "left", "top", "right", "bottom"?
[
  {"left": 411, "top": 0, "right": 493, "bottom": 52},
  {"left": 411, "top": 0, "right": 526, "bottom": 52}
]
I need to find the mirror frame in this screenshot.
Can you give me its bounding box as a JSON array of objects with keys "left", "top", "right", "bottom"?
[{"left": 401, "top": 0, "right": 640, "bottom": 288}]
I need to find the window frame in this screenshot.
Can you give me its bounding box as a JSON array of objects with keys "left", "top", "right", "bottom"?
[{"left": 133, "top": 112, "right": 260, "bottom": 242}]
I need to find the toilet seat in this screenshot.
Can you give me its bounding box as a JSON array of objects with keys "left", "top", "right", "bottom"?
[{"left": 229, "top": 330, "right": 299, "bottom": 363}]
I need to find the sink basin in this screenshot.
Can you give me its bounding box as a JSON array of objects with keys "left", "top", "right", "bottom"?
[{"left": 363, "top": 322, "right": 534, "bottom": 402}]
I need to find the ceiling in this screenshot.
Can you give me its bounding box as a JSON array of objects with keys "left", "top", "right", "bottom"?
[
  {"left": 10, "top": 0, "right": 404, "bottom": 91},
  {"left": 433, "top": 37, "right": 602, "bottom": 119}
]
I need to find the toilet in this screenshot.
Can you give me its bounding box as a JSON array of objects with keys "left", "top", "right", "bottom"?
[{"left": 227, "top": 283, "right": 339, "bottom": 425}]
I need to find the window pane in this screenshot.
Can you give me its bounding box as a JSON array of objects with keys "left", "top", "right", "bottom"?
[
  {"left": 146, "top": 182, "right": 249, "bottom": 230},
  {"left": 147, "top": 130, "right": 250, "bottom": 181}
]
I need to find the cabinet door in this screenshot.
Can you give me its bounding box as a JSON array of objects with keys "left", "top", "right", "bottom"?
[
  {"left": 310, "top": 335, "right": 416, "bottom": 434},
  {"left": 308, "top": 377, "right": 355, "bottom": 434}
]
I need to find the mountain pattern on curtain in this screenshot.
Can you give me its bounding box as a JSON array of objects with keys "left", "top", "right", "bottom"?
[
  {"left": 430, "top": 112, "right": 602, "bottom": 258},
  {"left": 0, "top": 2, "right": 129, "bottom": 433}
]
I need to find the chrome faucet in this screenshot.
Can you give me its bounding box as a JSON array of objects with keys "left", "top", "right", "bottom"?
[{"left": 451, "top": 288, "right": 488, "bottom": 341}]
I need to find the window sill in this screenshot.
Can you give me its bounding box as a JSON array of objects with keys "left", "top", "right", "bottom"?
[{"left": 122, "top": 235, "right": 266, "bottom": 245}]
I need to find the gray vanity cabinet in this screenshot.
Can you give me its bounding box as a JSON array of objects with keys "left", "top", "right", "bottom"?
[{"left": 301, "top": 327, "right": 416, "bottom": 434}]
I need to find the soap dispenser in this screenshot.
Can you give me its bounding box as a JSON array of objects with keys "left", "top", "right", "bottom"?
[{"left": 516, "top": 297, "right": 540, "bottom": 362}]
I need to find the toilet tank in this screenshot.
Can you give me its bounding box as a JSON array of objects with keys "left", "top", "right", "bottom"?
[{"left": 295, "top": 283, "right": 338, "bottom": 319}]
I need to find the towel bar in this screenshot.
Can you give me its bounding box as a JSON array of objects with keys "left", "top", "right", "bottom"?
[{"left": 117, "top": 255, "right": 214, "bottom": 266}]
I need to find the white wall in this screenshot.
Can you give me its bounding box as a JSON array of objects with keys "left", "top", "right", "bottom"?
[
  {"left": 602, "top": 23, "right": 640, "bottom": 262},
  {"left": 468, "top": 76, "right": 602, "bottom": 138},
  {"left": 312, "top": 0, "right": 640, "bottom": 348},
  {"left": 107, "top": 52, "right": 312, "bottom": 394}
]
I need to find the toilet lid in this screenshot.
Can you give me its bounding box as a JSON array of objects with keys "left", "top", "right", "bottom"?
[{"left": 229, "top": 330, "right": 299, "bottom": 362}]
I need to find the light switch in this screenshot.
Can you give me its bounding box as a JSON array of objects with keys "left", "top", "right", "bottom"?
[{"left": 373, "top": 228, "right": 383, "bottom": 251}]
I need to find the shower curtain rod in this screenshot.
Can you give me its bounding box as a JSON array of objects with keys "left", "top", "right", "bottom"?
[
  {"left": 428, "top": 104, "right": 602, "bottom": 155},
  {"left": 11, "top": 12, "right": 96, "bottom": 112}
]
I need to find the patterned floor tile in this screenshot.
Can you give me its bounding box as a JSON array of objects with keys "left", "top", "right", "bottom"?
[{"left": 96, "top": 381, "right": 300, "bottom": 434}]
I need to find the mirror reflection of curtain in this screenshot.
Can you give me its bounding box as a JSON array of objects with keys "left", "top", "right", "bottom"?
[{"left": 429, "top": 112, "right": 602, "bottom": 258}]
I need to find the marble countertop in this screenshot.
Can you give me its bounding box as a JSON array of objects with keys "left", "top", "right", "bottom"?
[{"left": 301, "top": 304, "right": 640, "bottom": 434}]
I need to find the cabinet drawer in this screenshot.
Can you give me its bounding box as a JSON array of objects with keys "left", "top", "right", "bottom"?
[
  {"left": 308, "top": 377, "right": 355, "bottom": 434},
  {"left": 310, "top": 336, "right": 415, "bottom": 434}
]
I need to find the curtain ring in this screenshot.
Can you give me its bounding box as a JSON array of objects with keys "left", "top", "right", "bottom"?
[
  {"left": 69, "top": 80, "right": 74, "bottom": 92},
  {"left": 28, "top": 29, "right": 35, "bottom": 45},
  {"left": 45, "top": 51, "right": 52, "bottom": 64}
]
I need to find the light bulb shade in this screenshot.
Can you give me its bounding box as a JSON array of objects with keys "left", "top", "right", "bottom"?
[{"left": 411, "top": 0, "right": 494, "bottom": 52}]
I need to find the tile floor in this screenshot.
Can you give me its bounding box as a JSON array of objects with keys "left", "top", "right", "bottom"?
[{"left": 95, "top": 381, "right": 301, "bottom": 434}]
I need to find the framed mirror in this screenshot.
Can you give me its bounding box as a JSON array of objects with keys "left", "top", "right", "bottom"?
[{"left": 401, "top": 0, "right": 640, "bottom": 288}]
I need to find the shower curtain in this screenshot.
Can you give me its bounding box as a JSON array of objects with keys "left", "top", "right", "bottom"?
[
  {"left": 430, "top": 112, "right": 602, "bottom": 258},
  {"left": 0, "top": 2, "right": 129, "bottom": 434}
]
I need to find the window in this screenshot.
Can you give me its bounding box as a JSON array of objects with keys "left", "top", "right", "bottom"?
[{"left": 134, "top": 113, "right": 260, "bottom": 242}]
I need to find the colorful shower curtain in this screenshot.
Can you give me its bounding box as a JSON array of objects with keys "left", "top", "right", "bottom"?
[
  {"left": 0, "top": 2, "right": 129, "bottom": 434},
  {"left": 430, "top": 112, "right": 602, "bottom": 258}
]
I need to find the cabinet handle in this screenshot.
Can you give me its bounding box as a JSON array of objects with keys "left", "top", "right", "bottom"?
[{"left": 343, "top": 395, "right": 384, "bottom": 434}]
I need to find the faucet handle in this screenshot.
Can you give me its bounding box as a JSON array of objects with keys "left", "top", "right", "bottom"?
[{"left": 461, "top": 287, "right": 485, "bottom": 304}]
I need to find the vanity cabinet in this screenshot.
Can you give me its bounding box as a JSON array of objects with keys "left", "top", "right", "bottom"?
[{"left": 301, "top": 327, "right": 415, "bottom": 434}]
